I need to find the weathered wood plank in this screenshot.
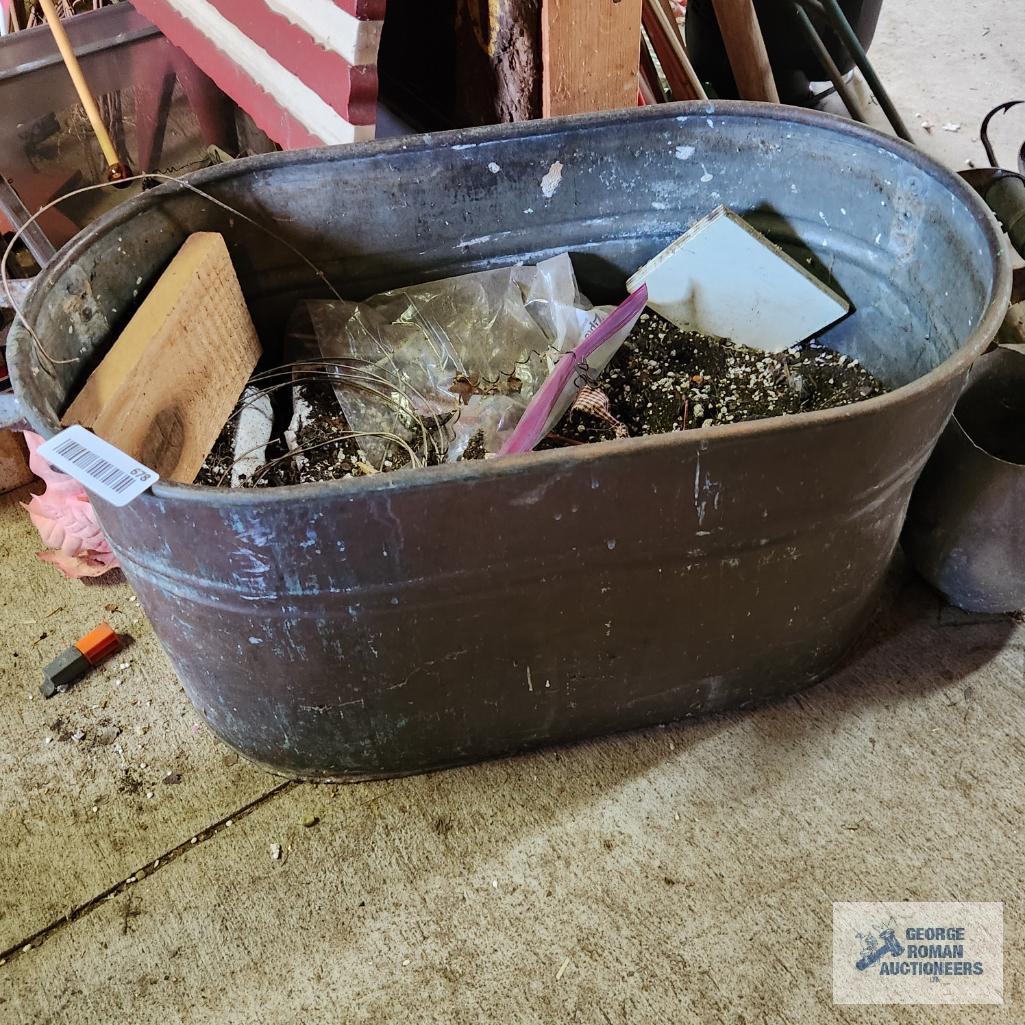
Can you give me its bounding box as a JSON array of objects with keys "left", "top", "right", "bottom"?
[
  {"left": 710, "top": 0, "right": 779, "bottom": 102},
  {"left": 542, "top": 0, "right": 643, "bottom": 116},
  {"left": 642, "top": 0, "right": 706, "bottom": 102},
  {"left": 63, "top": 233, "right": 261, "bottom": 484}
]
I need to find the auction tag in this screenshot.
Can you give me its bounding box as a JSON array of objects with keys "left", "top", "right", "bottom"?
[{"left": 37, "top": 425, "right": 158, "bottom": 507}]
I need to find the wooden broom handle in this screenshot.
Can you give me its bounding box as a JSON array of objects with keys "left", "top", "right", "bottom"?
[
  {"left": 710, "top": 0, "right": 779, "bottom": 103},
  {"left": 37, "top": 0, "right": 127, "bottom": 177}
]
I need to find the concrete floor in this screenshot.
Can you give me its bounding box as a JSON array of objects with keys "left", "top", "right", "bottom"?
[{"left": 2, "top": 1, "right": 1025, "bottom": 1020}]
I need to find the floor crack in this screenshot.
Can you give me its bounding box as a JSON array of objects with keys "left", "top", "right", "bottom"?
[{"left": 0, "top": 780, "right": 297, "bottom": 967}]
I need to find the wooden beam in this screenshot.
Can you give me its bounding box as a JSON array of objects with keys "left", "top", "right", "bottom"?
[
  {"left": 709, "top": 0, "right": 779, "bottom": 103},
  {"left": 378, "top": 0, "right": 543, "bottom": 127},
  {"left": 641, "top": 0, "right": 706, "bottom": 102},
  {"left": 204, "top": 0, "right": 379, "bottom": 124},
  {"left": 639, "top": 31, "right": 668, "bottom": 104},
  {"left": 542, "top": 0, "right": 643, "bottom": 117},
  {"left": 132, "top": 0, "right": 381, "bottom": 146}
]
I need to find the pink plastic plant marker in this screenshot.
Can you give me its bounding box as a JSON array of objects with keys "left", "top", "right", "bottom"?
[{"left": 499, "top": 285, "right": 648, "bottom": 456}]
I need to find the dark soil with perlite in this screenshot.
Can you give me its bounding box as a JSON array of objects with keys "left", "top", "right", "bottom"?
[
  {"left": 544, "top": 311, "right": 887, "bottom": 447},
  {"left": 198, "top": 311, "right": 887, "bottom": 485}
]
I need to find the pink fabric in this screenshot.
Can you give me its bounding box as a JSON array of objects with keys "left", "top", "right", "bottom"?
[{"left": 20, "top": 431, "right": 120, "bottom": 579}]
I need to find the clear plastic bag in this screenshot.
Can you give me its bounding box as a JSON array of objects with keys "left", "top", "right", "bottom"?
[
  {"left": 304, "top": 254, "right": 600, "bottom": 463},
  {"left": 498, "top": 286, "right": 648, "bottom": 456}
]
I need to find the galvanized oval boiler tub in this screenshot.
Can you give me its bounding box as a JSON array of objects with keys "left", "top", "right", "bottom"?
[{"left": 8, "top": 103, "right": 1012, "bottom": 779}]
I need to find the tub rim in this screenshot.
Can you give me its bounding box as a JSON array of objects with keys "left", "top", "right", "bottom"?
[{"left": 8, "top": 99, "right": 1013, "bottom": 507}]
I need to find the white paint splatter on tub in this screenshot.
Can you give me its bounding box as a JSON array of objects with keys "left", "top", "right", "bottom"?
[
  {"left": 675, "top": 145, "right": 695, "bottom": 160},
  {"left": 700, "top": 167, "right": 714, "bottom": 183},
  {"left": 488, "top": 162, "right": 501, "bottom": 173},
  {"left": 541, "top": 161, "right": 564, "bottom": 199}
]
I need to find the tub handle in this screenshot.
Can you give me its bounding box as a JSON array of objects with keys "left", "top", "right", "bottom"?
[
  {"left": 0, "top": 393, "right": 29, "bottom": 432},
  {"left": 2, "top": 276, "right": 35, "bottom": 431}
]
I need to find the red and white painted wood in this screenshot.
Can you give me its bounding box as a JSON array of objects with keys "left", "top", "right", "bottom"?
[{"left": 131, "top": 0, "right": 385, "bottom": 149}]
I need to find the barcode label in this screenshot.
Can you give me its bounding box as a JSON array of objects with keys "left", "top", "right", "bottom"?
[{"left": 37, "top": 425, "right": 158, "bottom": 507}]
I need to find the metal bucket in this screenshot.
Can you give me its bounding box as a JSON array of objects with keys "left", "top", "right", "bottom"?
[
  {"left": 903, "top": 341, "right": 1025, "bottom": 613},
  {"left": 6, "top": 103, "right": 1011, "bottom": 779}
]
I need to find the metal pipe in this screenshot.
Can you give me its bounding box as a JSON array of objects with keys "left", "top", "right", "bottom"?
[
  {"left": 799, "top": 0, "right": 912, "bottom": 141},
  {"left": 792, "top": 4, "right": 868, "bottom": 124}
]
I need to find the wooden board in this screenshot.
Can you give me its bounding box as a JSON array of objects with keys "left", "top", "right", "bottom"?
[
  {"left": 542, "top": 0, "right": 643, "bottom": 117},
  {"left": 710, "top": 0, "right": 779, "bottom": 103},
  {"left": 642, "top": 0, "right": 706, "bottom": 102},
  {"left": 132, "top": 0, "right": 381, "bottom": 146},
  {"left": 63, "top": 233, "right": 228, "bottom": 429},
  {"left": 63, "top": 232, "right": 261, "bottom": 484}
]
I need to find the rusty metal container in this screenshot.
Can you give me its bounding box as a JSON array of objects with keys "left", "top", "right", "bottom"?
[
  {"left": 902, "top": 344, "right": 1025, "bottom": 613},
  {"left": 6, "top": 103, "right": 1011, "bottom": 779}
]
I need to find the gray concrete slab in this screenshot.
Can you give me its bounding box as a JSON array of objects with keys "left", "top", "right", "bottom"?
[
  {"left": 0, "top": 489, "right": 278, "bottom": 951},
  {"left": 2, "top": 570, "right": 1023, "bottom": 1022},
  {"left": 2, "top": 0, "right": 1025, "bottom": 1019},
  {"left": 870, "top": 0, "right": 1024, "bottom": 173}
]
